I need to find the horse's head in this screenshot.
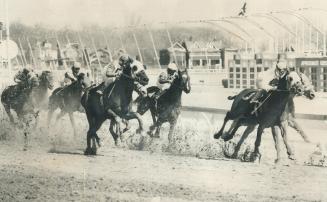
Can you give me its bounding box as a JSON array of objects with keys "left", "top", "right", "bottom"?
[
  {"left": 177, "top": 68, "right": 191, "bottom": 94},
  {"left": 40, "top": 70, "right": 54, "bottom": 90},
  {"left": 281, "top": 71, "right": 304, "bottom": 96},
  {"left": 77, "top": 73, "right": 91, "bottom": 89},
  {"left": 127, "top": 60, "right": 149, "bottom": 86},
  {"left": 29, "top": 74, "right": 40, "bottom": 88},
  {"left": 299, "top": 72, "right": 315, "bottom": 100}
]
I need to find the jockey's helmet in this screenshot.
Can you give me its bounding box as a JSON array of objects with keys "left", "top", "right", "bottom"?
[
  {"left": 72, "top": 61, "right": 81, "bottom": 69},
  {"left": 167, "top": 63, "right": 178, "bottom": 72},
  {"left": 119, "top": 54, "right": 133, "bottom": 67},
  {"left": 71, "top": 62, "right": 81, "bottom": 74},
  {"left": 21, "top": 68, "right": 31, "bottom": 75}
]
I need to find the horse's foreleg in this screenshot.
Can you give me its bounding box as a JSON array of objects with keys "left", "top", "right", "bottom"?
[
  {"left": 149, "top": 106, "right": 157, "bottom": 125},
  {"left": 288, "top": 117, "right": 310, "bottom": 143},
  {"left": 280, "top": 121, "right": 295, "bottom": 160},
  {"left": 232, "top": 124, "right": 256, "bottom": 158},
  {"left": 124, "top": 112, "right": 144, "bottom": 134},
  {"left": 271, "top": 126, "right": 281, "bottom": 164},
  {"left": 47, "top": 109, "right": 54, "bottom": 127},
  {"left": 109, "top": 120, "right": 119, "bottom": 146},
  {"left": 154, "top": 120, "right": 163, "bottom": 138},
  {"left": 106, "top": 109, "right": 123, "bottom": 136},
  {"left": 168, "top": 121, "right": 177, "bottom": 143},
  {"left": 214, "top": 111, "right": 231, "bottom": 139},
  {"left": 253, "top": 125, "right": 264, "bottom": 163},
  {"left": 222, "top": 119, "right": 241, "bottom": 142},
  {"left": 55, "top": 110, "right": 66, "bottom": 123},
  {"left": 68, "top": 112, "right": 78, "bottom": 138}
]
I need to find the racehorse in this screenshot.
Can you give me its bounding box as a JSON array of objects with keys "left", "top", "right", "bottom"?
[
  {"left": 31, "top": 71, "right": 55, "bottom": 109},
  {"left": 217, "top": 74, "right": 315, "bottom": 161},
  {"left": 0, "top": 71, "right": 52, "bottom": 123},
  {"left": 137, "top": 69, "right": 191, "bottom": 143},
  {"left": 47, "top": 73, "right": 91, "bottom": 136},
  {"left": 214, "top": 71, "right": 305, "bottom": 163},
  {"left": 81, "top": 60, "right": 149, "bottom": 155}
]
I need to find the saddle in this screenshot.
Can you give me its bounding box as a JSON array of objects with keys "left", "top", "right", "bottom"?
[{"left": 241, "top": 89, "right": 268, "bottom": 116}]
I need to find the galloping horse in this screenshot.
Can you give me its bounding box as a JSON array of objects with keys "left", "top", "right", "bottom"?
[
  {"left": 214, "top": 71, "right": 305, "bottom": 163},
  {"left": 31, "top": 71, "right": 55, "bottom": 109},
  {"left": 137, "top": 69, "right": 191, "bottom": 143},
  {"left": 47, "top": 73, "right": 91, "bottom": 136},
  {"left": 215, "top": 73, "right": 315, "bottom": 160},
  {"left": 1, "top": 71, "right": 53, "bottom": 123},
  {"left": 81, "top": 60, "right": 149, "bottom": 155}
]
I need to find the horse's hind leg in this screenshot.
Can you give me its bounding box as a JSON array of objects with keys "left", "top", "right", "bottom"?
[
  {"left": 68, "top": 112, "right": 78, "bottom": 138},
  {"left": 252, "top": 125, "right": 264, "bottom": 163},
  {"left": 85, "top": 115, "right": 104, "bottom": 155},
  {"left": 214, "top": 111, "right": 231, "bottom": 139},
  {"left": 124, "top": 112, "right": 144, "bottom": 134},
  {"left": 3, "top": 104, "right": 14, "bottom": 123},
  {"left": 109, "top": 120, "right": 119, "bottom": 146},
  {"left": 168, "top": 120, "right": 177, "bottom": 144},
  {"left": 271, "top": 126, "right": 282, "bottom": 164},
  {"left": 280, "top": 121, "right": 295, "bottom": 161},
  {"left": 154, "top": 121, "right": 163, "bottom": 138},
  {"left": 222, "top": 119, "right": 241, "bottom": 142},
  {"left": 232, "top": 124, "right": 256, "bottom": 158}
]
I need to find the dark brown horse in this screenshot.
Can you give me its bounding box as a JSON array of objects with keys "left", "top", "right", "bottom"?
[
  {"left": 214, "top": 71, "right": 305, "bottom": 163},
  {"left": 137, "top": 69, "right": 191, "bottom": 143},
  {"left": 81, "top": 60, "right": 149, "bottom": 155}
]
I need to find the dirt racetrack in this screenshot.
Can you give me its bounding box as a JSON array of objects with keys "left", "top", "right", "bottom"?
[{"left": 0, "top": 110, "right": 327, "bottom": 202}]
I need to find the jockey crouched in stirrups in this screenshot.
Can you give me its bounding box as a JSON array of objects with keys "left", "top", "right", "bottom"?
[
  {"left": 14, "top": 67, "right": 38, "bottom": 89},
  {"left": 249, "top": 56, "right": 288, "bottom": 114},
  {"left": 62, "top": 61, "right": 81, "bottom": 86},
  {"left": 152, "top": 62, "right": 179, "bottom": 108}
]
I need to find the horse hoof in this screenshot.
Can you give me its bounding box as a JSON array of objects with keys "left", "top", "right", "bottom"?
[
  {"left": 213, "top": 132, "right": 221, "bottom": 139},
  {"left": 288, "top": 154, "right": 296, "bottom": 161},
  {"left": 274, "top": 159, "right": 281, "bottom": 164},
  {"left": 147, "top": 131, "right": 153, "bottom": 137},
  {"left": 222, "top": 135, "right": 233, "bottom": 142},
  {"left": 84, "top": 147, "right": 96, "bottom": 155},
  {"left": 231, "top": 153, "right": 238, "bottom": 159},
  {"left": 304, "top": 139, "right": 311, "bottom": 143},
  {"left": 251, "top": 153, "right": 262, "bottom": 163},
  {"left": 136, "top": 128, "right": 143, "bottom": 134},
  {"left": 149, "top": 125, "right": 155, "bottom": 131}
]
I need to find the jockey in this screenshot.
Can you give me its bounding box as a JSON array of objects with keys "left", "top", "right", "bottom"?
[
  {"left": 153, "top": 62, "right": 179, "bottom": 101},
  {"left": 250, "top": 57, "right": 288, "bottom": 105},
  {"left": 14, "top": 67, "right": 37, "bottom": 89},
  {"left": 63, "top": 61, "right": 81, "bottom": 86},
  {"left": 96, "top": 53, "right": 132, "bottom": 95}
]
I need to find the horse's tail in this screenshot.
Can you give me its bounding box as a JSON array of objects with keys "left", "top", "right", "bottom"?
[{"left": 227, "top": 95, "right": 237, "bottom": 100}]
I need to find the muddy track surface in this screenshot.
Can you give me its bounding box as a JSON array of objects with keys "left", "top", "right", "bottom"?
[
  {"left": 0, "top": 111, "right": 327, "bottom": 201},
  {"left": 0, "top": 141, "right": 326, "bottom": 202}
]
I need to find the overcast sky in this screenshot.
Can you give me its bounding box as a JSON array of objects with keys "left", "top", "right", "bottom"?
[{"left": 2, "top": 0, "right": 327, "bottom": 29}]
